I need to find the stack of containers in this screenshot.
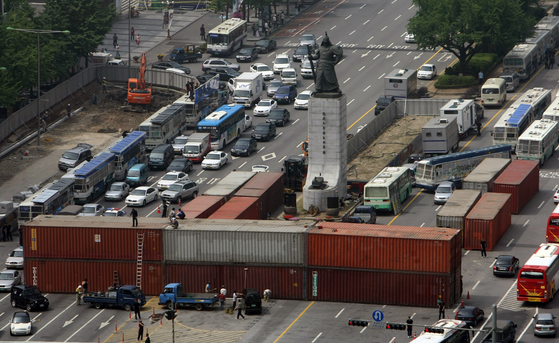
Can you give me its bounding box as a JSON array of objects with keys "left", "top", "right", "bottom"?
[
  {"left": 208, "top": 197, "right": 261, "bottom": 220},
  {"left": 23, "top": 216, "right": 167, "bottom": 294},
  {"left": 202, "top": 171, "right": 256, "bottom": 201},
  {"left": 306, "top": 222, "right": 462, "bottom": 307},
  {"left": 464, "top": 193, "right": 512, "bottom": 251},
  {"left": 492, "top": 160, "right": 539, "bottom": 214},
  {"left": 234, "top": 172, "right": 284, "bottom": 219},
  {"left": 181, "top": 196, "right": 225, "bottom": 218},
  {"left": 437, "top": 190, "right": 481, "bottom": 246},
  {"left": 462, "top": 158, "right": 511, "bottom": 194}
]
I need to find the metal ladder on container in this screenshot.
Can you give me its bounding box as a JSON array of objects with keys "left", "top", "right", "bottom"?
[
  {"left": 112, "top": 271, "right": 119, "bottom": 288},
  {"left": 136, "top": 233, "right": 145, "bottom": 289}
]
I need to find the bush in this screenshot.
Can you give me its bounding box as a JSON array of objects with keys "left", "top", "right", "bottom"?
[
  {"left": 450, "top": 53, "right": 499, "bottom": 76},
  {"left": 434, "top": 75, "right": 478, "bottom": 89}
]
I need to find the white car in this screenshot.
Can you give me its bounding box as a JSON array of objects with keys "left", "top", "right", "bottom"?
[
  {"left": 172, "top": 135, "right": 189, "bottom": 154},
  {"left": 273, "top": 54, "right": 291, "bottom": 74},
  {"left": 125, "top": 186, "right": 159, "bottom": 207},
  {"left": 250, "top": 63, "right": 274, "bottom": 80},
  {"left": 554, "top": 188, "right": 559, "bottom": 204},
  {"left": 418, "top": 64, "right": 437, "bottom": 80},
  {"left": 244, "top": 115, "right": 253, "bottom": 130},
  {"left": 103, "top": 208, "right": 127, "bottom": 217},
  {"left": 166, "top": 68, "right": 186, "bottom": 74},
  {"left": 300, "top": 33, "right": 318, "bottom": 49},
  {"left": 104, "top": 182, "right": 130, "bottom": 201},
  {"left": 254, "top": 99, "right": 278, "bottom": 116},
  {"left": 252, "top": 165, "right": 270, "bottom": 173},
  {"left": 79, "top": 203, "right": 105, "bottom": 216},
  {"left": 202, "top": 151, "right": 229, "bottom": 170},
  {"left": 6, "top": 247, "right": 23, "bottom": 269},
  {"left": 10, "top": 311, "right": 31, "bottom": 336},
  {"left": 294, "top": 90, "right": 313, "bottom": 110},
  {"left": 0, "top": 269, "right": 21, "bottom": 291},
  {"left": 157, "top": 172, "right": 189, "bottom": 190},
  {"left": 405, "top": 33, "right": 415, "bottom": 43}
]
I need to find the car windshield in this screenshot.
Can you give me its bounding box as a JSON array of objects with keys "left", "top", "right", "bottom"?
[
  {"left": 240, "top": 49, "right": 252, "bottom": 54},
  {"left": 257, "top": 66, "right": 271, "bottom": 72},
  {"left": 298, "top": 94, "right": 311, "bottom": 100},
  {"left": 282, "top": 71, "right": 296, "bottom": 77},
  {"left": 104, "top": 212, "right": 118, "bottom": 217},
  {"left": 83, "top": 207, "right": 96, "bottom": 213},
  {"left": 150, "top": 152, "right": 163, "bottom": 160},
  {"left": 276, "top": 87, "right": 289, "bottom": 94},
  {"left": 296, "top": 46, "right": 308, "bottom": 54},
  {"left": 256, "top": 41, "right": 268, "bottom": 46},
  {"left": 62, "top": 151, "right": 79, "bottom": 160},
  {"left": 437, "top": 187, "right": 452, "bottom": 193},
  {"left": 378, "top": 97, "right": 393, "bottom": 106},
  {"left": 163, "top": 174, "right": 178, "bottom": 181},
  {"left": 275, "top": 57, "right": 289, "bottom": 64},
  {"left": 174, "top": 137, "right": 188, "bottom": 145},
  {"left": 0, "top": 273, "right": 13, "bottom": 280},
  {"left": 131, "top": 189, "right": 147, "bottom": 196},
  {"left": 128, "top": 170, "right": 140, "bottom": 177},
  {"left": 110, "top": 184, "right": 123, "bottom": 191},
  {"left": 270, "top": 110, "right": 284, "bottom": 118},
  {"left": 235, "top": 140, "right": 250, "bottom": 148},
  {"left": 301, "top": 35, "right": 314, "bottom": 42},
  {"left": 255, "top": 125, "right": 269, "bottom": 132},
  {"left": 520, "top": 271, "right": 543, "bottom": 279},
  {"left": 259, "top": 100, "right": 273, "bottom": 107},
  {"left": 24, "top": 287, "right": 41, "bottom": 296},
  {"left": 496, "top": 257, "right": 512, "bottom": 265},
  {"left": 537, "top": 319, "right": 554, "bottom": 325},
  {"left": 170, "top": 161, "right": 185, "bottom": 167},
  {"left": 11, "top": 251, "right": 23, "bottom": 257},
  {"left": 233, "top": 90, "right": 250, "bottom": 97},
  {"left": 501, "top": 76, "right": 512, "bottom": 82},
  {"left": 168, "top": 184, "right": 183, "bottom": 192},
  {"left": 459, "top": 308, "right": 475, "bottom": 316},
  {"left": 269, "top": 81, "right": 282, "bottom": 87},
  {"left": 206, "top": 154, "right": 220, "bottom": 160},
  {"left": 302, "top": 61, "right": 312, "bottom": 68},
  {"left": 420, "top": 65, "right": 433, "bottom": 71},
  {"left": 13, "top": 313, "right": 30, "bottom": 324},
  {"left": 169, "top": 62, "right": 181, "bottom": 68}
]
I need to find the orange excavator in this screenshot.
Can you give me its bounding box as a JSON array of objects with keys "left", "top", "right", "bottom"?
[{"left": 127, "top": 52, "right": 152, "bottom": 105}]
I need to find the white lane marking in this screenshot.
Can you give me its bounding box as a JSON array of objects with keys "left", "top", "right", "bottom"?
[
  {"left": 435, "top": 205, "right": 442, "bottom": 212},
  {"left": 382, "top": 305, "right": 386, "bottom": 308},
  {"left": 296, "top": 142, "right": 303, "bottom": 148},
  {"left": 99, "top": 315, "right": 114, "bottom": 330},
  {"left": 336, "top": 41, "right": 342, "bottom": 45},
  {"left": 363, "top": 85, "right": 371, "bottom": 92},
  {"left": 381, "top": 26, "right": 388, "bottom": 31},
  {"left": 378, "top": 73, "right": 386, "bottom": 79},
  {"left": 420, "top": 223, "right": 425, "bottom": 227},
  {"left": 27, "top": 301, "right": 76, "bottom": 341},
  {"left": 363, "top": 20, "right": 370, "bottom": 25},
  {"left": 306, "top": 83, "right": 314, "bottom": 89},
  {"left": 387, "top": 43, "right": 393, "bottom": 48},
  {"left": 338, "top": 58, "right": 345, "bottom": 65},
  {"left": 335, "top": 308, "right": 345, "bottom": 318},
  {"left": 268, "top": 52, "right": 275, "bottom": 57},
  {"left": 343, "top": 78, "right": 351, "bottom": 84},
  {"left": 516, "top": 311, "right": 536, "bottom": 343},
  {"left": 331, "top": 25, "right": 337, "bottom": 30},
  {"left": 258, "top": 147, "right": 266, "bottom": 153},
  {"left": 238, "top": 162, "right": 247, "bottom": 169},
  {"left": 0, "top": 293, "right": 9, "bottom": 302},
  {"left": 349, "top": 30, "right": 355, "bottom": 35},
  {"left": 367, "top": 36, "right": 374, "bottom": 42},
  {"left": 196, "top": 170, "right": 204, "bottom": 176},
  {"left": 278, "top": 156, "right": 287, "bottom": 163},
  {"left": 348, "top": 99, "right": 355, "bottom": 105},
  {"left": 345, "top": 14, "right": 352, "bottom": 20},
  {"left": 389, "top": 337, "right": 396, "bottom": 343},
  {"left": 378, "top": 9, "right": 383, "bottom": 14},
  {"left": 407, "top": 51, "right": 411, "bottom": 55},
  {"left": 274, "top": 132, "right": 283, "bottom": 139},
  {"left": 360, "top": 326, "right": 367, "bottom": 333},
  {"left": 352, "top": 49, "right": 357, "bottom": 53},
  {"left": 65, "top": 310, "right": 105, "bottom": 342},
  {"left": 472, "top": 280, "right": 480, "bottom": 290},
  {"left": 393, "top": 61, "right": 400, "bottom": 67},
  {"left": 411, "top": 313, "right": 416, "bottom": 319},
  {"left": 554, "top": 184, "right": 559, "bottom": 191},
  {"left": 538, "top": 201, "right": 545, "bottom": 208},
  {"left": 63, "top": 314, "right": 79, "bottom": 328},
  {"left": 359, "top": 66, "right": 365, "bottom": 71},
  {"left": 401, "top": 32, "right": 407, "bottom": 37},
  {"left": 506, "top": 238, "right": 515, "bottom": 247},
  {"left": 360, "top": 4, "right": 366, "bottom": 9},
  {"left": 394, "top": 15, "right": 401, "bottom": 20},
  {"left": 361, "top": 51, "right": 370, "bottom": 58},
  {"left": 490, "top": 259, "right": 496, "bottom": 268},
  {"left": 312, "top": 332, "right": 323, "bottom": 342},
  {"left": 464, "top": 250, "right": 470, "bottom": 255},
  {"left": 373, "top": 54, "right": 380, "bottom": 60},
  {"left": 391, "top": 0, "right": 397, "bottom": 3},
  {"left": 408, "top": 4, "right": 415, "bottom": 9},
  {"left": 146, "top": 205, "right": 159, "bottom": 217},
  {"left": 414, "top": 52, "right": 424, "bottom": 60},
  {"left": 292, "top": 118, "right": 300, "bottom": 125}
]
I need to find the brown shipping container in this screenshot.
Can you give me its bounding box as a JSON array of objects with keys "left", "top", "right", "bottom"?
[
  {"left": 493, "top": 160, "right": 539, "bottom": 214},
  {"left": 181, "top": 196, "right": 226, "bottom": 219},
  {"left": 208, "top": 197, "right": 262, "bottom": 220},
  {"left": 306, "top": 267, "right": 458, "bottom": 307},
  {"left": 165, "top": 264, "right": 304, "bottom": 300},
  {"left": 462, "top": 158, "right": 510, "bottom": 194},
  {"left": 235, "top": 172, "right": 284, "bottom": 218},
  {"left": 23, "top": 216, "right": 164, "bottom": 261},
  {"left": 307, "top": 222, "right": 461, "bottom": 274},
  {"left": 437, "top": 190, "right": 481, "bottom": 230},
  {"left": 464, "top": 193, "right": 512, "bottom": 251},
  {"left": 24, "top": 259, "right": 163, "bottom": 296}
]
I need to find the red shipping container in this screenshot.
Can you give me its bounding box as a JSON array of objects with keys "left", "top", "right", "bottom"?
[
  {"left": 493, "top": 160, "right": 539, "bottom": 214},
  {"left": 235, "top": 172, "right": 284, "bottom": 217},
  {"left": 181, "top": 195, "right": 225, "bottom": 219},
  {"left": 208, "top": 197, "right": 262, "bottom": 220},
  {"left": 24, "top": 259, "right": 163, "bottom": 296},
  {"left": 464, "top": 193, "right": 512, "bottom": 251},
  {"left": 306, "top": 267, "right": 458, "bottom": 307},
  {"left": 23, "top": 216, "right": 164, "bottom": 261},
  {"left": 307, "top": 222, "right": 461, "bottom": 274},
  {"left": 165, "top": 264, "right": 304, "bottom": 300}
]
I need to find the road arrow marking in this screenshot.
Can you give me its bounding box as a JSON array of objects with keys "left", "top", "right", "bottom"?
[
  {"left": 262, "top": 153, "right": 277, "bottom": 161},
  {"left": 99, "top": 315, "right": 114, "bottom": 330},
  {"left": 414, "top": 53, "right": 423, "bottom": 60},
  {"left": 64, "top": 314, "right": 79, "bottom": 328},
  {"left": 361, "top": 51, "right": 371, "bottom": 58}
]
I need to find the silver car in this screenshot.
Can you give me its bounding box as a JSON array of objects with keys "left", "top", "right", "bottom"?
[
  {"left": 434, "top": 181, "right": 456, "bottom": 205},
  {"left": 202, "top": 58, "right": 240, "bottom": 72},
  {"left": 267, "top": 79, "right": 283, "bottom": 97},
  {"left": 79, "top": 203, "right": 105, "bottom": 216},
  {"left": 0, "top": 269, "right": 21, "bottom": 291},
  {"left": 534, "top": 313, "right": 556, "bottom": 337},
  {"left": 104, "top": 182, "right": 130, "bottom": 201},
  {"left": 160, "top": 181, "right": 199, "bottom": 203}
]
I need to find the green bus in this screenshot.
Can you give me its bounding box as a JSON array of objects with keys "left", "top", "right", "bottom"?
[{"left": 363, "top": 167, "right": 413, "bottom": 212}]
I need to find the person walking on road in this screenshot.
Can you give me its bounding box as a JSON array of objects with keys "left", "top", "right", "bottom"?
[
  {"left": 232, "top": 290, "right": 238, "bottom": 308},
  {"left": 205, "top": 281, "right": 211, "bottom": 293},
  {"left": 218, "top": 292, "right": 226, "bottom": 310},
  {"left": 475, "top": 118, "right": 482, "bottom": 136},
  {"left": 161, "top": 201, "right": 168, "bottom": 218},
  {"left": 134, "top": 298, "right": 141, "bottom": 320},
  {"left": 82, "top": 279, "right": 89, "bottom": 295},
  {"left": 478, "top": 70, "right": 484, "bottom": 85},
  {"left": 102, "top": 77, "right": 107, "bottom": 93},
  {"left": 131, "top": 27, "right": 135, "bottom": 41},
  {"left": 280, "top": 11, "right": 285, "bottom": 25},
  {"left": 113, "top": 33, "right": 118, "bottom": 48},
  {"left": 1, "top": 225, "right": 6, "bottom": 242},
  {"left": 76, "top": 285, "right": 83, "bottom": 305},
  {"left": 6, "top": 224, "right": 12, "bottom": 241},
  {"left": 130, "top": 208, "right": 138, "bottom": 227},
  {"left": 137, "top": 320, "right": 144, "bottom": 341},
  {"left": 438, "top": 300, "right": 445, "bottom": 319},
  {"left": 236, "top": 297, "right": 245, "bottom": 320},
  {"left": 220, "top": 285, "right": 227, "bottom": 297},
  {"left": 252, "top": 23, "right": 257, "bottom": 36},
  {"left": 115, "top": 44, "right": 120, "bottom": 58},
  {"left": 480, "top": 238, "right": 487, "bottom": 257},
  {"left": 145, "top": 333, "right": 150, "bottom": 343},
  {"left": 136, "top": 33, "right": 141, "bottom": 48},
  {"left": 18, "top": 226, "right": 23, "bottom": 246},
  {"left": 200, "top": 24, "right": 206, "bottom": 41},
  {"left": 406, "top": 316, "right": 413, "bottom": 338}
]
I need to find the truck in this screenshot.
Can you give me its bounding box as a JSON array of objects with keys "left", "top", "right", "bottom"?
[
  {"left": 159, "top": 283, "right": 219, "bottom": 311},
  {"left": 87, "top": 52, "right": 124, "bottom": 66},
  {"left": 439, "top": 99, "right": 483, "bottom": 138},
  {"left": 82, "top": 285, "right": 146, "bottom": 310},
  {"left": 384, "top": 69, "right": 417, "bottom": 98},
  {"left": 231, "top": 72, "right": 264, "bottom": 108},
  {"left": 182, "top": 133, "right": 211, "bottom": 162},
  {"left": 169, "top": 45, "right": 203, "bottom": 63},
  {"left": 421, "top": 117, "right": 459, "bottom": 156},
  {"left": 283, "top": 155, "right": 308, "bottom": 192}
]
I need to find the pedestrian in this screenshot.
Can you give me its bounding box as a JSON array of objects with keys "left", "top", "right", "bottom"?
[
  {"left": 272, "top": 14, "right": 277, "bottom": 29},
  {"left": 113, "top": 33, "right": 118, "bottom": 48},
  {"left": 67, "top": 103, "right": 72, "bottom": 118},
  {"left": 478, "top": 70, "right": 484, "bottom": 85},
  {"left": 438, "top": 299, "right": 445, "bottom": 319},
  {"left": 134, "top": 298, "right": 141, "bottom": 320},
  {"left": 102, "top": 77, "right": 107, "bottom": 93},
  {"left": 6, "top": 225, "right": 12, "bottom": 241},
  {"left": 264, "top": 288, "right": 271, "bottom": 302},
  {"left": 131, "top": 27, "right": 135, "bottom": 41},
  {"left": 221, "top": 11, "right": 224, "bottom": 22},
  {"left": 476, "top": 118, "right": 481, "bottom": 136},
  {"left": 406, "top": 316, "right": 413, "bottom": 338},
  {"left": 205, "top": 281, "right": 211, "bottom": 293},
  {"left": 130, "top": 208, "right": 138, "bottom": 227},
  {"left": 161, "top": 201, "right": 168, "bottom": 218},
  {"left": 145, "top": 333, "right": 151, "bottom": 343},
  {"left": 460, "top": 275, "right": 463, "bottom": 297},
  {"left": 18, "top": 226, "right": 22, "bottom": 246},
  {"left": 1, "top": 225, "right": 6, "bottom": 242},
  {"left": 281, "top": 11, "right": 285, "bottom": 25},
  {"left": 218, "top": 292, "right": 226, "bottom": 309},
  {"left": 236, "top": 296, "right": 245, "bottom": 320},
  {"left": 137, "top": 320, "right": 144, "bottom": 341},
  {"left": 480, "top": 238, "right": 487, "bottom": 258},
  {"left": 200, "top": 24, "right": 206, "bottom": 41},
  {"left": 252, "top": 23, "right": 257, "bottom": 37},
  {"left": 136, "top": 33, "right": 140, "bottom": 48},
  {"left": 264, "top": 21, "right": 269, "bottom": 37},
  {"left": 545, "top": 55, "right": 550, "bottom": 69},
  {"left": 82, "top": 278, "right": 89, "bottom": 295},
  {"left": 551, "top": 50, "right": 556, "bottom": 69},
  {"left": 169, "top": 208, "right": 176, "bottom": 219},
  {"left": 232, "top": 290, "right": 238, "bottom": 308},
  {"left": 115, "top": 44, "right": 120, "bottom": 58},
  {"left": 76, "top": 285, "right": 83, "bottom": 305}
]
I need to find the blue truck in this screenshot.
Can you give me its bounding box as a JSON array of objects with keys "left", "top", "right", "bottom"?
[
  {"left": 83, "top": 285, "right": 146, "bottom": 311},
  {"left": 159, "top": 283, "right": 219, "bottom": 311}
]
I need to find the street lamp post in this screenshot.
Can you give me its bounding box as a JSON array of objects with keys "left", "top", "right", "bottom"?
[{"left": 6, "top": 27, "right": 69, "bottom": 148}]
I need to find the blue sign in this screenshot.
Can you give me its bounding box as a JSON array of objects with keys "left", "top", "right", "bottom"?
[{"left": 372, "top": 310, "right": 384, "bottom": 322}]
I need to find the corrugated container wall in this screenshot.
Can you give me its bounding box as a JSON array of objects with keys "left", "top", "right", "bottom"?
[
  {"left": 23, "top": 216, "right": 165, "bottom": 261},
  {"left": 164, "top": 219, "right": 308, "bottom": 265},
  {"left": 202, "top": 171, "right": 256, "bottom": 201},
  {"left": 182, "top": 196, "right": 226, "bottom": 219},
  {"left": 24, "top": 259, "right": 163, "bottom": 295},
  {"left": 462, "top": 158, "right": 510, "bottom": 194},
  {"left": 208, "top": 196, "right": 262, "bottom": 220},
  {"left": 307, "top": 222, "right": 461, "bottom": 274},
  {"left": 464, "top": 193, "right": 512, "bottom": 251},
  {"left": 234, "top": 172, "right": 284, "bottom": 218},
  {"left": 306, "top": 267, "right": 458, "bottom": 307},
  {"left": 165, "top": 264, "right": 304, "bottom": 300},
  {"left": 492, "top": 160, "right": 539, "bottom": 214},
  {"left": 437, "top": 190, "right": 481, "bottom": 230}
]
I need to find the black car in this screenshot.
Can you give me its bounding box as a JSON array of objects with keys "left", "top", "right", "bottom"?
[
  {"left": 166, "top": 158, "right": 193, "bottom": 173},
  {"left": 293, "top": 45, "right": 312, "bottom": 62},
  {"left": 254, "top": 39, "right": 277, "bottom": 53},
  {"left": 242, "top": 288, "right": 262, "bottom": 315},
  {"left": 151, "top": 61, "right": 191, "bottom": 74},
  {"left": 455, "top": 306, "right": 485, "bottom": 327},
  {"left": 11, "top": 285, "right": 49, "bottom": 311},
  {"left": 231, "top": 138, "right": 258, "bottom": 156},
  {"left": 266, "top": 109, "right": 290, "bottom": 126},
  {"left": 375, "top": 95, "right": 395, "bottom": 115},
  {"left": 236, "top": 48, "right": 258, "bottom": 62},
  {"left": 196, "top": 74, "right": 214, "bottom": 84},
  {"left": 493, "top": 255, "right": 519, "bottom": 276},
  {"left": 252, "top": 123, "right": 277, "bottom": 141},
  {"left": 207, "top": 67, "right": 241, "bottom": 81}
]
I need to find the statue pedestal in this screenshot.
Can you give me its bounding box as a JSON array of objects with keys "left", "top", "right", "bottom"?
[{"left": 303, "top": 94, "right": 347, "bottom": 211}]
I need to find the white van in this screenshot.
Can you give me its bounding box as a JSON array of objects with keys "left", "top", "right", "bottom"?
[
  {"left": 281, "top": 68, "right": 298, "bottom": 86},
  {"left": 481, "top": 78, "right": 506, "bottom": 107},
  {"left": 107, "top": 59, "right": 125, "bottom": 66}
]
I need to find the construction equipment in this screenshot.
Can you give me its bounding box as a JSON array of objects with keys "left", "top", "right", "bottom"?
[
  {"left": 302, "top": 136, "right": 308, "bottom": 157},
  {"left": 127, "top": 52, "right": 152, "bottom": 105},
  {"left": 283, "top": 155, "right": 308, "bottom": 192}
]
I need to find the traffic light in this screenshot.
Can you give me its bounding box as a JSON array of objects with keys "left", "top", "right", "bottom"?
[
  {"left": 386, "top": 323, "right": 406, "bottom": 330},
  {"left": 425, "top": 327, "right": 445, "bottom": 334},
  {"left": 348, "top": 320, "right": 369, "bottom": 327},
  {"left": 165, "top": 310, "right": 177, "bottom": 320}
]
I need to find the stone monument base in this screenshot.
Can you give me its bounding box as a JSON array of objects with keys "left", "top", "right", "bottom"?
[{"left": 304, "top": 186, "right": 340, "bottom": 213}]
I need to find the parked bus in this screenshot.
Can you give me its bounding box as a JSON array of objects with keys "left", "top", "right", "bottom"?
[
  {"left": 546, "top": 204, "right": 559, "bottom": 243},
  {"left": 18, "top": 178, "right": 75, "bottom": 225},
  {"left": 542, "top": 96, "right": 559, "bottom": 122},
  {"left": 517, "top": 243, "right": 559, "bottom": 302},
  {"left": 197, "top": 104, "right": 246, "bottom": 150},
  {"left": 109, "top": 131, "right": 147, "bottom": 181},
  {"left": 411, "top": 319, "right": 470, "bottom": 343},
  {"left": 73, "top": 152, "right": 115, "bottom": 205},
  {"left": 363, "top": 167, "right": 413, "bottom": 212},
  {"left": 139, "top": 103, "right": 187, "bottom": 150},
  {"left": 415, "top": 145, "right": 512, "bottom": 191},
  {"left": 174, "top": 76, "right": 220, "bottom": 128},
  {"left": 516, "top": 119, "right": 559, "bottom": 165},
  {"left": 207, "top": 18, "right": 247, "bottom": 57},
  {"left": 503, "top": 43, "right": 538, "bottom": 81},
  {"left": 536, "top": 16, "right": 559, "bottom": 48},
  {"left": 492, "top": 87, "right": 552, "bottom": 150},
  {"left": 525, "top": 30, "right": 551, "bottom": 64}
]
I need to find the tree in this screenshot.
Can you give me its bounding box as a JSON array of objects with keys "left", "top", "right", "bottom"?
[{"left": 408, "top": 0, "right": 535, "bottom": 75}]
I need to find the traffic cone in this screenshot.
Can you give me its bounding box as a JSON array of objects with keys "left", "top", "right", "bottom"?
[
  {"left": 160, "top": 316, "right": 163, "bottom": 326},
  {"left": 178, "top": 197, "right": 182, "bottom": 207},
  {"left": 153, "top": 306, "right": 155, "bottom": 316},
  {"left": 129, "top": 309, "right": 131, "bottom": 319},
  {"left": 157, "top": 205, "right": 161, "bottom": 214},
  {"left": 461, "top": 298, "right": 465, "bottom": 307},
  {"left": 115, "top": 321, "right": 118, "bottom": 332},
  {"left": 122, "top": 332, "right": 124, "bottom": 342},
  {"left": 414, "top": 332, "right": 417, "bottom": 339},
  {"left": 467, "top": 291, "right": 470, "bottom": 300}
]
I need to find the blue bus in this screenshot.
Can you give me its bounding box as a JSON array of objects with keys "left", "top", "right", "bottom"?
[
  {"left": 17, "top": 178, "right": 75, "bottom": 225},
  {"left": 73, "top": 152, "right": 116, "bottom": 204},
  {"left": 109, "top": 131, "right": 147, "bottom": 181},
  {"left": 415, "top": 145, "right": 512, "bottom": 191},
  {"left": 197, "top": 104, "right": 246, "bottom": 150}
]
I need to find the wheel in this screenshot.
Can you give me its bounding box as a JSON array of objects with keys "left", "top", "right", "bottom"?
[
  {"left": 155, "top": 194, "right": 159, "bottom": 201},
  {"left": 142, "top": 200, "right": 146, "bottom": 206},
  {"left": 166, "top": 301, "right": 173, "bottom": 309},
  {"left": 123, "top": 303, "right": 132, "bottom": 311},
  {"left": 11, "top": 299, "right": 16, "bottom": 307},
  {"left": 194, "top": 303, "right": 204, "bottom": 311},
  {"left": 26, "top": 303, "right": 32, "bottom": 311},
  {"left": 192, "top": 192, "right": 198, "bottom": 199},
  {"left": 94, "top": 302, "right": 102, "bottom": 309}
]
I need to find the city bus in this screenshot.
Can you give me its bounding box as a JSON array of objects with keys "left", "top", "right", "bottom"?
[
  {"left": 517, "top": 243, "right": 559, "bottom": 302},
  {"left": 363, "top": 166, "right": 413, "bottom": 213},
  {"left": 412, "top": 319, "right": 470, "bottom": 343},
  {"left": 542, "top": 96, "right": 559, "bottom": 122},
  {"left": 174, "top": 76, "right": 220, "bottom": 128},
  {"left": 197, "top": 104, "right": 246, "bottom": 150},
  {"left": 516, "top": 119, "right": 559, "bottom": 165},
  {"left": 139, "top": 103, "right": 187, "bottom": 150},
  {"left": 492, "top": 87, "right": 552, "bottom": 150},
  {"left": 207, "top": 18, "right": 247, "bottom": 57},
  {"left": 415, "top": 145, "right": 512, "bottom": 191},
  {"left": 73, "top": 152, "right": 115, "bottom": 205},
  {"left": 546, "top": 204, "right": 559, "bottom": 243},
  {"left": 17, "top": 178, "right": 75, "bottom": 225},
  {"left": 502, "top": 43, "right": 538, "bottom": 81},
  {"left": 109, "top": 131, "right": 147, "bottom": 181}
]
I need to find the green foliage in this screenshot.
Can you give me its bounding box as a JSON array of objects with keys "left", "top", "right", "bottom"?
[
  {"left": 434, "top": 75, "right": 478, "bottom": 89},
  {"left": 446, "top": 53, "right": 499, "bottom": 76}
]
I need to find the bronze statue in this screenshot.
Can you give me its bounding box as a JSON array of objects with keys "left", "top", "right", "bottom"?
[{"left": 309, "top": 32, "right": 343, "bottom": 95}]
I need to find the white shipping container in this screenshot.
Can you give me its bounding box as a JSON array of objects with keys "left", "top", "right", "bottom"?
[
  {"left": 202, "top": 171, "right": 256, "bottom": 201},
  {"left": 462, "top": 158, "right": 511, "bottom": 194},
  {"left": 437, "top": 190, "right": 482, "bottom": 232}
]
